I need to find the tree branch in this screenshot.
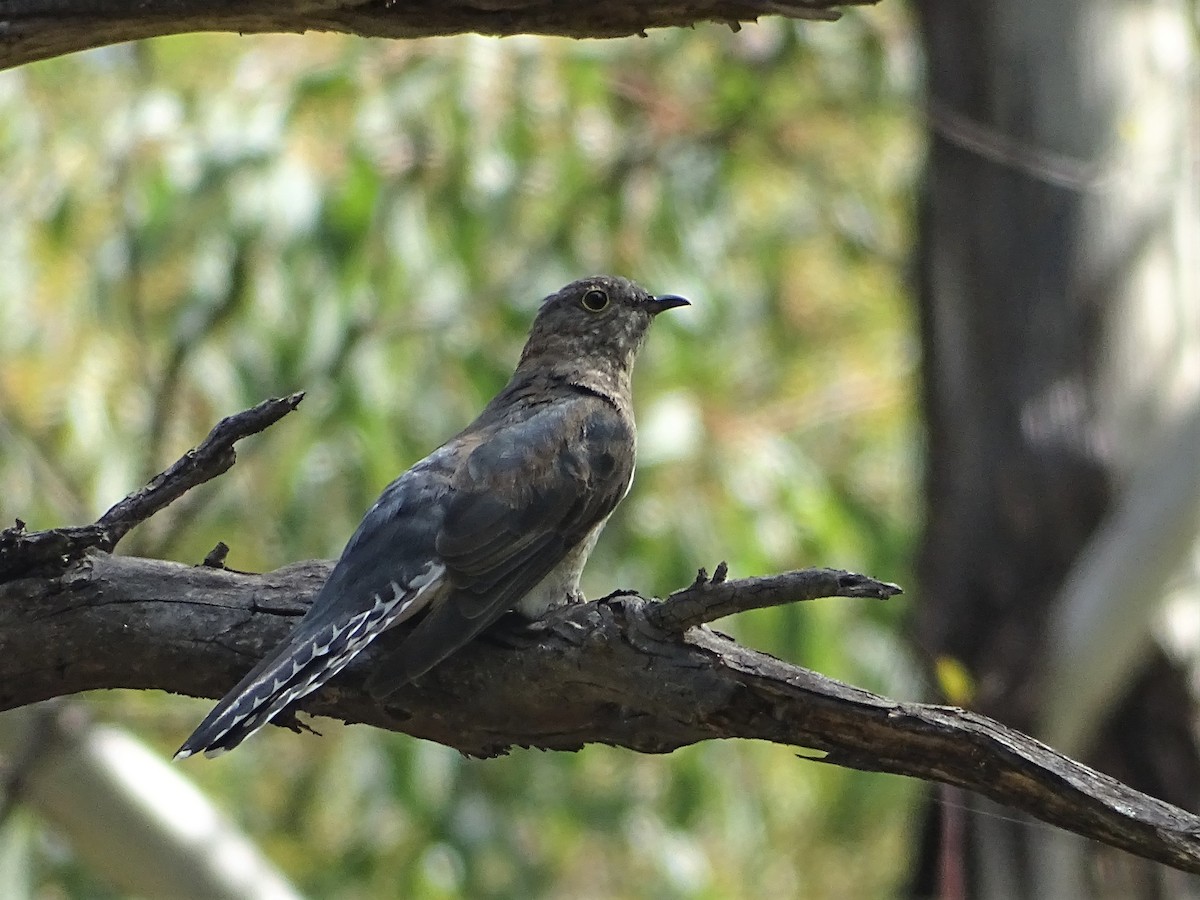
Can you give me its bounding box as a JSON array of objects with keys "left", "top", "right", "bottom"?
[
  {"left": 0, "top": 392, "right": 304, "bottom": 581},
  {"left": 2, "top": 554, "right": 1200, "bottom": 874},
  {"left": 4, "top": 395, "right": 1200, "bottom": 876},
  {"left": 2, "top": 0, "right": 876, "bottom": 72},
  {"left": 648, "top": 560, "right": 901, "bottom": 631}
]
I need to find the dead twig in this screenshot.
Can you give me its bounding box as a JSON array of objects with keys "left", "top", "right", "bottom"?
[
  {"left": 0, "top": 393, "right": 304, "bottom": 581},
  {"left": 647, "top": 564, "right": 901, "bottom": 632}
]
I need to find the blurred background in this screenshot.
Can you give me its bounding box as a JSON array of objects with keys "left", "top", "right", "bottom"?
[
  {"left": 0, "top": 1, "right": 1197, "bottom": 897},
  {"left": 0, "top": 15, "right": 922, "bottom": 899}
]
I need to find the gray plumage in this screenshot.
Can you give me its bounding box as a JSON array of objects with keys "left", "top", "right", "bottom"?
[{"left": 176, "top": 275, "right": 688, "bottom": 758}]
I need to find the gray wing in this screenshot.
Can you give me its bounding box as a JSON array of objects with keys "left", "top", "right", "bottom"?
[
  {"left": 177, "top": 391, "right": 633, "bottom": 755},
  {"left": 366, "top": 390, "right": 634, "bottom": 694},
  {"left": 175, "top": 450, "right": 456, "bottom": 758}
]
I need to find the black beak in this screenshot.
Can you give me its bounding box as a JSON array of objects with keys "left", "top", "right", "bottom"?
[{"left": 648, "top": 294, "right": 690, "bottom": 316}]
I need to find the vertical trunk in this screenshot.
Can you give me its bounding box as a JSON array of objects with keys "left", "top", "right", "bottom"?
[{"left": 914, "top": 0, "right": 1199, "bottom": 895}]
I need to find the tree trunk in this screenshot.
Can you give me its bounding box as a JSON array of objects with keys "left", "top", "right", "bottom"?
[{"left": 915, "top": 0, "right": 1199, "bottom": 896}]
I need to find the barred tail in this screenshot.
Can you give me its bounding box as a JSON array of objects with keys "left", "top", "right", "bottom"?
[{"left": 176, "top": 568, "right": 443, "bottom": 759}]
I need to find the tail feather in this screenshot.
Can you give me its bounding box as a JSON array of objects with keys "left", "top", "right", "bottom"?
[
  {"left": 366, "top": 591, "right": 496, "bottom": 699},
  {"left": 176, "top": 566, "right": 445, "bottom": 759}
]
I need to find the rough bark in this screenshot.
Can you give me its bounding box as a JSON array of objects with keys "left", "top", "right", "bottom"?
[
  {"left": 4, "top": 397, "right": 1200, "bottom": 875},
  {"left": 0, "top": 0, "right": 872, "bottom": 72},
  {"left": 4, "top": 552, "right": 1200, "bottom": 874}
]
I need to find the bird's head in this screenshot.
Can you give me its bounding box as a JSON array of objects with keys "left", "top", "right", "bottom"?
[{"left": 516, "top": 276, "right": 689, "bottom": 389}]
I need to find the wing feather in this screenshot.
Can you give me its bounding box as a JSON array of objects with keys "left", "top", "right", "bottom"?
[
  {"left": 438, "top": 392, "right": 632, "bottom": 607},
  {"left": 366, "top": 390, "right": 633, "bottom": 694},
  {"left": 180, "top": 386, "right": 637, "bottom": 750}
]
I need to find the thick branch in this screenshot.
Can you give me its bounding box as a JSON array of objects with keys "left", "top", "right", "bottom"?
[
  {"left": 4, "top": 396, "right": 1199, "bottom": 874},
  {"left": 2, "top": 554, "right": 1200, "bottom": 874},
  {"left": 1, "top": 0, "right": 874, "bottom": 72}
]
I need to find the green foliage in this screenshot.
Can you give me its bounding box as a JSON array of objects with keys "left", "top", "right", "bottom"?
[{"left": 0, "top": 12, "right": 920, "bottom": 898}]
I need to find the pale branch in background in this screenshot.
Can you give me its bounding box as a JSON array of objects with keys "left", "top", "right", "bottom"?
[
  {"left": 2, "top": 396, "right": 1200, "bottom": 875},
  {"left": 0, "top": 702, "right": 304, "bottom": 899},
  {"left": 1, "top": 0, "right": 876, "bottom": 71}
]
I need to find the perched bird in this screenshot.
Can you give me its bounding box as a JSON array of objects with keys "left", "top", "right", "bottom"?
[{"left": 176, "top": 275, "right": 688, "bottom": 758}]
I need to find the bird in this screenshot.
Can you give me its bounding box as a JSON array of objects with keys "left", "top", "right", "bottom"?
[{"left": 176, "top": 275, "right": 689, "bottom": 758}]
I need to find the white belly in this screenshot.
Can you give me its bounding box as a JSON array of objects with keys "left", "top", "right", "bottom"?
[{"left": 514, "top": 516, "right": 609, "bottom": 618}]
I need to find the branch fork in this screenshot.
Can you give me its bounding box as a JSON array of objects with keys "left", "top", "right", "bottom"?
[
  {"left": 0, "top": 392, "right": 304, "bottom": 581},
  {"left": 4, "top": 396, "right": 1200, "bottom": 875},
  {"left": 649, "top": 562, "right": 901, "bottom": 632}
]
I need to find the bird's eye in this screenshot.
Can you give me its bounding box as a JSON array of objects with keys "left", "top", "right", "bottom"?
[{"left": 581, "top": 289, "right": 609, "bottom": 313}]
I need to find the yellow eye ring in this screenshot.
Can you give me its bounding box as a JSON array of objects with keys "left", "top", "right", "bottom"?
[{"left": 581, "top": 289, "right": 609, "bottom": 313}]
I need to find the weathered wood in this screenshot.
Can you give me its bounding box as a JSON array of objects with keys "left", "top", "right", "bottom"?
[
  {"left": 0, "top": 393, "right": 305, "bottom": 581},
  {"left": 4, "top": 395, "right": 1200, "bottom": 875},
  {"left": 3, "top": 552, "right": 1200, "bottom": 873},
  {"left": 0, "top": 0, "right": 873, "bottom": 71}
]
